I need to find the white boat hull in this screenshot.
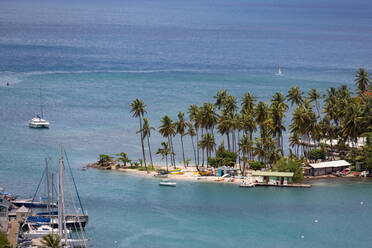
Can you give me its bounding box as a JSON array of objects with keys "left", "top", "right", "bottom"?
[{"left": 28, "top": 118, "right": 50, "bottom": 128}]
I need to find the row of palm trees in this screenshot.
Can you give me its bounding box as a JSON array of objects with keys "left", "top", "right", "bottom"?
[{"left": 130, "top": 68, "right": 372, "bottom": 169}]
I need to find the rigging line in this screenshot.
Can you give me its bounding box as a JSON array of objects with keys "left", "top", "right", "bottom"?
[
  {"left": 64, "top": 149, "right": 85, "bottom": 215},
  {"left": 24, "top": 167, "right": 46, "bottom": 223},
  {"left": 65, "top": 174, "right": 87, "bottom": 248}
]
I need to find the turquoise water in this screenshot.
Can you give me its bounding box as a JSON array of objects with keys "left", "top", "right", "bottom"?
[{"left": 1, "top": 0, "right": 372, "bottom": 247}]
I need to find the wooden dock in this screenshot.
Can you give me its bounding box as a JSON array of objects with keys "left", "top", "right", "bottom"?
[
  {"left": 254, "top": 183, "right": 312, "bottom": 188},
  {"left": 7, "top": 220, "right": 19, "bottom": 247}
]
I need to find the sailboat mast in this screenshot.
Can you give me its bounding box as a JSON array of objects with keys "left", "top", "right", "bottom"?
[
  {"left": 58, "top": 147, "right": 65, "bottom": 239},
  {"left": 45, "top": 159, "right": 51, "bottom": 224},
  {"left": 40, "top": 83, "right": 43, "bottom": 119}
]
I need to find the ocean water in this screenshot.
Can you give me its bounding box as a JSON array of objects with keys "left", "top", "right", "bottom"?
[{"left": 1, "top": 0, "right": 372, "bottom": 247}]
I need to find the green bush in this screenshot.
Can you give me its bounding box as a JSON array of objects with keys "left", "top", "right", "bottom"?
[
  {"left": 273, "top": 158, "right": 304, "bottom": 183},
  {"left": 309, "top": 148, "right": 326, "bottom": 160},
  {"left": 249, "top": 161, "right": 265, "bottom": 170},
  {"left": 208, "top": 149, "right": 237, "bottom": 168},
  {"left": 0, "top": 233, "right": 11, "bottom": 248},
  {"left": 97, "top": 154, "right": 114, "bottom": 167}
]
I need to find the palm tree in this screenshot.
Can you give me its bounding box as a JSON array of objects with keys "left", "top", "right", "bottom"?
[
  {"left": 355, "top": 68, "right": 371, "bottom": 94},
  {"left": 255, "top": 101, "right": 269, "bottom": 138},
  {"left": 217, "top": 109, "right": 234, "bottom": 151},
  {"left": 307, "top": 88, "right": 321, "bottom": 117},
  {"left": 115, "top": 152, "right": 131, "bottom": 167},
  {"left": 289, "top": 132, "right": 301, "bottom": 158},
  {"left": 202, "top": 102, "right": 218, "bottom": 134},
  {"left": 239, "top": 133, "right": 253, "bottom": 174},
  {"left": 253, "top": 138, "right": 266, "bottom": 163},
  {"left": 159, "top": 115, "right": 176, "bottom": 168},
  {"left": 341, "top": 100, "right": 363, "bottom": 148},
  {"left": 130, "top": 98, "right": 147, "bottom": 169},
  {"left": 176, "top": 112, "right": 187, "bottom": 167},
  {"left": 286, "top": 86, "right": 304, "bottom": 106},
  {"left": 40, "top": 234, "right": 66, "bottom": 248},
  {"left": 241, "top": 92, "right": 256, "bottom": 115},
  {"left": 213, "top": 89, "right": 228, "bottom": 110},
  {"left": 186, "top": 121, "right": 197, "bottom": 166},
  {"left": 268, "top": 100, "right": 287, "bottom": 152},
  {"left": 156, "top": 142, "right": 171, "bottom": 172},
  {"left": 199, "top": 133, "right": 216, "bottom": 167},
  {"left": 188, "top": 104, "right": 201, "bottom": 165},
  {"left": 138, "top": 118, "right": 155, "bottom": 169}
]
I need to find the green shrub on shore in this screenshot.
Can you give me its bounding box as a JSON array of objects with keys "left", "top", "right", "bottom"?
[
  {"left": 309, "top": 148, "right": 326, "bottom": 161},
  {"left": 97, "top": 154, "right": 114, "bottom": 167},
  {"left": 0, "top": 233, "right": 12, "bottom": 248},
  {"left": 249, "top": 161, "right": 265, "bottom": 170},
  {"left": 273, "top": 158, "right": 304, "bottom": 183}
]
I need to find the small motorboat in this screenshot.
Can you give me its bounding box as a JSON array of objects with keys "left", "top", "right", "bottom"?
[{"left": 159, "top": 180, "right": 176, "bottom": 187}]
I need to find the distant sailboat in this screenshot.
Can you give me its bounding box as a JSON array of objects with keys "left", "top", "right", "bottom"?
[
  {"left": 28, "top": 83, "right": 50, "bottom": 128},
  {"left": 277, "top": 65, "right": 283, "bottom": 76}
]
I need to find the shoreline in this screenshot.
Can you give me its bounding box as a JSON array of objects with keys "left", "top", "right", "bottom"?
[{"left": 85, "top": 163, "right": 371, "bottom": 186}]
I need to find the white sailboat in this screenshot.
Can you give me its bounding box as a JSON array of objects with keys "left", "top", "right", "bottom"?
[
  {"left": 277, "top": 65, "right": 283, "bottom": 76},
  {"left": 28, "top": 83, "right": 50, "bottom": 128}
]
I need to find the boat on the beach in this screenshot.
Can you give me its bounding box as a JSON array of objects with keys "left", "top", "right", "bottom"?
[
  {"left": 28, "top": 83, "right": 50, "bottom": 128},
  {"left": 159, "top": 179, "right": 176, "bottom": 187}
]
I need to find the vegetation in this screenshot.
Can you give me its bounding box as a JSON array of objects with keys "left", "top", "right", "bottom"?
[
  {"left": 123, "top": 68, "right": 372, "bottom": 173},
  {"left": 97, "top": 154, "right": 114, "bottom": 167},
  {"left": 273, "top": 158, "right": 304, "bottom": 183},
  {"left": 249, "top": 161, "right": 266, "bottom": 171},
  {"left": 39, "top": 233, "right": 65, "bottom": 248},
  {"left": 208, "top": 144, "right": 238, "bottom": 168},
  {"left": 308, "top": 148, "right": 326, "bottom": 161},
  {"left": 0, "top": 233, "right": 12, "bottom": 248}
]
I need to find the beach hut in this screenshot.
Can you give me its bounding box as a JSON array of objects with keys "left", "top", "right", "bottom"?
[
  {"left": 308, "top": 160, "right": 350, "bottom": 176},
  {"left": 16, "top": 206, "right": 29, "bottom": 222},
  {"left": 251, "top": 171, "right": 294, "bottom": 185}
]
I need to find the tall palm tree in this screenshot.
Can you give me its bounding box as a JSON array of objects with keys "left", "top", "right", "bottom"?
[
  {"left": 286, "top": 86, "right": 304, "bottom": 106},
  {"left": 213, "top": 89, "right": 228, "bottom": 110},
  {"left": 188, "top": 104, "right": 201, "bottom": 165},
  {"left": 307, "top": 88, "right": 321, "bottom": 117},
  {"left": 199, "top": 133, "right": 216, "bottom": 167},
  {"left": 241, "top": 92, "right": 256, "bottom": 115},
  {"left": 341, "top": 100, "right": 363, "bottom": 148},
  {"left": 159, "top": 115, "right": 176, "bottom": 168},
  {"left": 289, "top": 132, "right": 301, "bottom": 158},
  {"left": 40, "top": 234, "right": 66, "bottom": 248},
  {"left": 217, "top": 109, "right": 234, "bottom": 151},
  {"left": 255, "top": 101, "right": 269, "bottom": 138},
  {"left": 268, "top": 100, "right": 287, "bottom": 152},
  {"left": 202, "top": 102, "right": 218, "bottom": 134},
  {"left": 186, "top": 121, "right": 197, "bottom": 166},
  {"left": 176, "top": 112, "right": 187, "bottom": 167},
  {"left": 355, "top": 68, "right": 371, "bottom": 94},
  {"left": 156, "top": 142, "right": 171, "bottom": 172},
  {"left": 138, "top": 118, "right": 155, "bottom": 169},
  {"left": 130, "top": 98, "right": 147, "bottom": 169},
  {"left": 239, "top": 133, "right": 253, "bottom": 174}
]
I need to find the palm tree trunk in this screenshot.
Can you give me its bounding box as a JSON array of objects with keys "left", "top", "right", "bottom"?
[
  {"left": 139, "top": 116, "right": 147, "bottom": 169},
  {"left": 166, "top": 155, "right": 168, "bottom": 172},
  {"left": 147, "top": 136, "right": 153, "bottom": 169},
  {"left": 180, "top": 135, "right": 186, "bottom": 168},
  {"left": 170, "top": 136, "right": 176, "bottom": 168},
  {"left": 191, "top": 136, "right": 197, "bottom": 166},
  {"left": 227, "top": 132, "right": 231, "bottom": 151},
  {"left": 196, "top": 128, "right": 200, "bottom": 165}
]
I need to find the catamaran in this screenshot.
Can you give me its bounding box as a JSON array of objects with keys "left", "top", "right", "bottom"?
[{"left": 28, "top": 83, "right": 50, "bottom": 128}]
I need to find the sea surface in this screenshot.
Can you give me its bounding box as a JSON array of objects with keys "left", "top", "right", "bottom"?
[{"left": 0, "top": 0, "right": 372, "bottom": 247}]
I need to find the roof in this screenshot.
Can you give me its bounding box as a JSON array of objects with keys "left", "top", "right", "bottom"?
[
  {"left": 309, "top": 160, "right": 350, "bottom": 169},
  {"left": 251, "top": 171, "right": 294, "bottom": 177},
  {"left": 16, "top": 206, "right": 29, "bottom": 213}
]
